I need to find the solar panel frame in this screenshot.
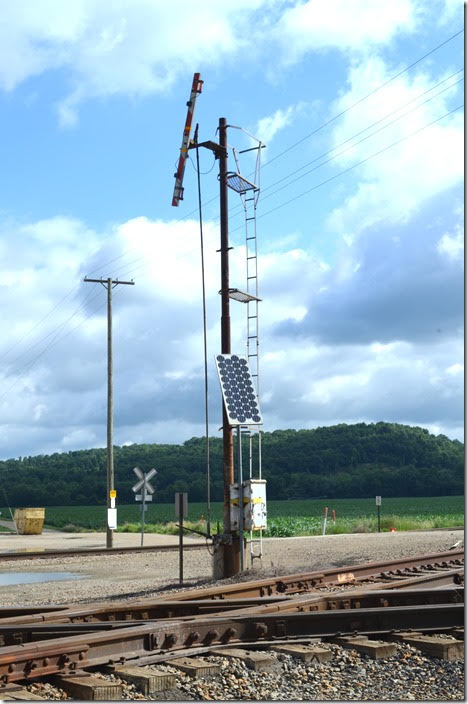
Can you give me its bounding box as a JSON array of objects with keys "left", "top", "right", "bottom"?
[{"left": 215, "top": 354, "right": 262, "bottom": 426}]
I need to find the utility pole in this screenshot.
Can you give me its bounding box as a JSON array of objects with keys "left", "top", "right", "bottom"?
[
  {"left": 219, "top": 117, "right": 239, "bottom": 577},
  {"left": 178, "top": 111, "right": 239, "bottom": 577},
  {"left": 84, "top": 276, "right": 135, "bottom": 548}
]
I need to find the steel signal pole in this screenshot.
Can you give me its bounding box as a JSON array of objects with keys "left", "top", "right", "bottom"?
[
  {"left": 219, "top": 117, "right": 239, "bottom": 577},
  {"left": 84, "top": 276, "right": 135, "bottom": 548}
]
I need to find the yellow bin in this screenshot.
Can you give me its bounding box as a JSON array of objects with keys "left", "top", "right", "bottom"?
[{"left": 13, "top": 508, "right": 45, "bottom": 535}]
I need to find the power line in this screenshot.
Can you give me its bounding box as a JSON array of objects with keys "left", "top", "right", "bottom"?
[
  {"left": 0, "top": 293, "right": 109, "bottom": 405},
  {"left": 76, "top": 29, "right": 464, "bottom": 278},
  {"left": 2, "top": 285, "right": 102, "bottom": 372},
  {"left": 2, "top": 30, "right": 463, "bottom": 382},
  {"left": 223, "top": 71, "right": 463, "bottom": 224},
  {"left": 242, "top": 103, "right": 463, "bottom": 227},
  {"left": 262, "top": 28, "right": 464, "bottom": 169},
  {"left": 251, "top": 76, "right": 464, "bottom": 208}
]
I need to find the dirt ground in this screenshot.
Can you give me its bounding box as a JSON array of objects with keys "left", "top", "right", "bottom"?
[{"left": 0, "top": 528, "right": 463, "bottom": 607}]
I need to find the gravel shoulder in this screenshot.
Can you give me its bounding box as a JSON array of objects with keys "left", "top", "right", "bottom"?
[{"left": 0, "top": 528, "right": 463, "bottom": 607}]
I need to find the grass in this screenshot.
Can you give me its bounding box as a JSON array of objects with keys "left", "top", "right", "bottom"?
[{"left": 1, "top": 496, "right": 462, "bottom": 537}]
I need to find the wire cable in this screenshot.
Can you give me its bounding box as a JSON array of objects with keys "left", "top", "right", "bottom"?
[
  {"left": 1, "top": 31, "right": 463, "bottom": 391},
  {"left": 67, "top": 29, "right": 465, "bottom": 279},
  {"left": 253, "top": 75, "right": 464, "bottom": 207},
  {"left": 241, "top": 103, "right": 464, "bottom": 228},
  {"left": 262, "top": 28, "right": 464, "bottom": 169},
  {"left": 194, "top": 127, "right": 212, "bottom": 538}
]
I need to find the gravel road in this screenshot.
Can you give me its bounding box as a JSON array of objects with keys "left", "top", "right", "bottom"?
[{"left": 0, "top": 528, "right": 463, "bottom": 606}]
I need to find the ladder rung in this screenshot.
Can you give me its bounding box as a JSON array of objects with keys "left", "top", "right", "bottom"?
[
  {"left": 247, "top": 276, "right": 256, "bottom": 280},
  {"left": 246, "top": 236, "right": 256, "bottom": 240},
  {"left": 247, "top": 256, "right": 256, "bottom": 260},
  {"left": 248, "top": 335, "right": 257, "bottom": 339},
  {"left": 246, "top": 217, "right": 255, "bottom": 221},
  {"left": 248, "top": 315, "right": 257, "bottom": 319}
]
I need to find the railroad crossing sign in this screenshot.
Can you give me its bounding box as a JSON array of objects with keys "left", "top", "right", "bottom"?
[
  {"left": 132, "top": 467, "right": 156, "bottom": 496},
  {"left": 131, "top": 467, "right": 157, "bottom": 547}
]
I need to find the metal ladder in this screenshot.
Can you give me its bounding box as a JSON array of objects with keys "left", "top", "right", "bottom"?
[{"left": 232, "top": 143, "right": 264, "bottom": 564}]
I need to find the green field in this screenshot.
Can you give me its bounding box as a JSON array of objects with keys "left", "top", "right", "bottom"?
[{"left": 1, "top": 496, "right": 463, "bottom": 537}]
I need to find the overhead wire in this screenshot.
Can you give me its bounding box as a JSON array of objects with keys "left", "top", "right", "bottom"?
[
  {"left": 225, "top": 69, "right": 463, "bottom": 218},
  {"left": 2, "top": 285, "right": 103, "bottom": 372},
  {"left": 261, "top": 28, "right": 464, "bottom": 169},
  {"left": 236, "top": 103, "right": 464, "bottom": 230},
  {"left": 0, "top": 288, "right": 109, "bottom": 404},
  {"left": 239, "top": 74, "right": 464, "bottom": 210},
  {"left": 81, "top": 68, "right": 465, "bottom": 283},
  {"left": 1, "top": 30, "right": 463, "bottom": 396},
  {"left": 59, "top": 28, "right": 464, "bottom": 281}
]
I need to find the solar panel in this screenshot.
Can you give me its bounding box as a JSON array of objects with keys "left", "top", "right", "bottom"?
[{"left": 215, "top": 354, "right": 262, "bottom": 426}]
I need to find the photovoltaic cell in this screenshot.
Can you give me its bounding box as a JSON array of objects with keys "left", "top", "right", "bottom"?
[{"left": 215, "top": 354, "right": 262, "bottom": 426}]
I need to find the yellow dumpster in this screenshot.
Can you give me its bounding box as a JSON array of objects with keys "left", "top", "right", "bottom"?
[{"left": 13, "top": 508, "right": 45, "bottom": 535}]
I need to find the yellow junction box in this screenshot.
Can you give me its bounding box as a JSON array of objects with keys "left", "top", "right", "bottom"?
[{"left": 13, "top": 508, "right": 45, "bottom": 535}]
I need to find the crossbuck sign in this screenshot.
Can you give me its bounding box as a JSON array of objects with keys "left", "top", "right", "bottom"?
[
  {"left": 132, "top": 467, "right": 156, "bottom": 502},
  {"left": 132, "top": 467, "right": 157, "bottom": 546}
]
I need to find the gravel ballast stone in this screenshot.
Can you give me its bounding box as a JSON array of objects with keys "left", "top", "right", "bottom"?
[{"left": 3, "top": 529, "right": 464, "bottom": 700}]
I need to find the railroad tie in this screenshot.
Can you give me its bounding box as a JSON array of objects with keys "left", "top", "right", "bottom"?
[
  {"left": 105, "top": 665, "right": 177, "bottom": 694},
  {"left": 51, "top": 674, "right": 122, "bottom": 701},
  {"left": 270, "top": 643, "right": 332, "bottom": 663},
  {"left": 169, "top": 656, "right": 220, "bottom": 678},
  {"left": 0, "top": 690, "right": 47, "bottom": 701},
  {"left": 213, "top": 648, "right": 281, "bottom": 672},
  {"left": 451, "top": 627, "right": 464, "bottom": 640},
  {"left": 390, "top": 632, "right": 464, "bottom": 660},
  {"left": 334, "top": 636, "right": 397, "bottom": 659}
]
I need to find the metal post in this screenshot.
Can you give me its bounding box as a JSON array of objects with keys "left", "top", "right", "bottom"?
[
  {"left": 106, "top": 278, "right": 113, "bottom": 549},
  {"left": 378, "top": 504, "right": 381, "bottom": 533},
  {"left": 219, "top": 117, "right": 239, "bottom": 577},
  {"left": 179, "top": 493, "right": 184, "bottom": 585},
  {"left": 237, "top": 426, "right": 244, "bottom": 571},
  {"left": 141, "top": 480, "right": 146, "bottom": 547}
]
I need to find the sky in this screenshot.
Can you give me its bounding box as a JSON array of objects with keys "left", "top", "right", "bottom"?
[{"left": 0, "top": 0, "right": 463, "bottom": 460}]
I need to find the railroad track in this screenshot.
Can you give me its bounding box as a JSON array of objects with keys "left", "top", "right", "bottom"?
[
  {"left": 0, "top": 543, "right": 206, "bottom": 562},
  {"left": 0, "top": 549, "right": 463, "bottom": 699}
]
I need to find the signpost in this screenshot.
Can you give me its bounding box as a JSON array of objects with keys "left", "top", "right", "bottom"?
[
  {"left": 175, "top": 492, "right": 188, "bottom": 585},
  {"left": 322, "top": 506, "right": 328, "bottom": 536},
  {"left": 376, "top": 495, "right": 382, "bottom": 533},
  {"left": 132, "top": 467, "right": 157, "bottom": 546}
]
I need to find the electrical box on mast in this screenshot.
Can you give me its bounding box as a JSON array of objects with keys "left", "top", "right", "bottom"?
[{"left": 171, "top": 73, "right": 203, "bottom": 206}]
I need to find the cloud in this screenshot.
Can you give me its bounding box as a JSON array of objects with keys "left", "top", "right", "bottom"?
[
  {"left": 0, "top": 0, "right": 430, "bottom": 125},
  {"left": 437, "top": 223, "right": 463, "bottom": 260},
  {"left": 326, "top": 57, "right": 463, "bottom": 236},
  {"left": 274, "top": 0, "right": 420, "bottom": 63},
  {"left": 277, "top": 189, "right": 463, "bottom": 345},
  {"left": 0, "top": 204, "right": 463, "bottom": 460},
  {"left": 256, "top": 104, "right": 303, "bottom": 144},
  {"left": 0, "top": 0, "right": 270, "bottom": 124}
]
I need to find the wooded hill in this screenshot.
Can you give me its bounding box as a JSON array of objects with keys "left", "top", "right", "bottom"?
[{"left": 0, "top": 422, "right": 463, "bottom": 506}]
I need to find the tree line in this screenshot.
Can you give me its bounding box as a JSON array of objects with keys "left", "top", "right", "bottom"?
[{"left": 0, "top": 422, "right": 463, "bottom": 507}]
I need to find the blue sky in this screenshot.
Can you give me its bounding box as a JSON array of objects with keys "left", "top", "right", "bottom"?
[{"left": 0, "top": 0, "right": 463, "bottom": 459}]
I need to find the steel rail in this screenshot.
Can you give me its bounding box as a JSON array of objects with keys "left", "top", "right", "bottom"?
[
  {"left": 155, "top": 549, "right": 465, "bottom": 600},
  {"left": 0, "top": 543, "right": 206, "bottom": 562},
  {"left": 0, "top": 602, "right": 462, "bottom": 684},
  {"left": 0, "top": 550, "right": 463, "bottom": 627},
  {"left": 0, "top": 587, "right": 462, "bottom": 646}
]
